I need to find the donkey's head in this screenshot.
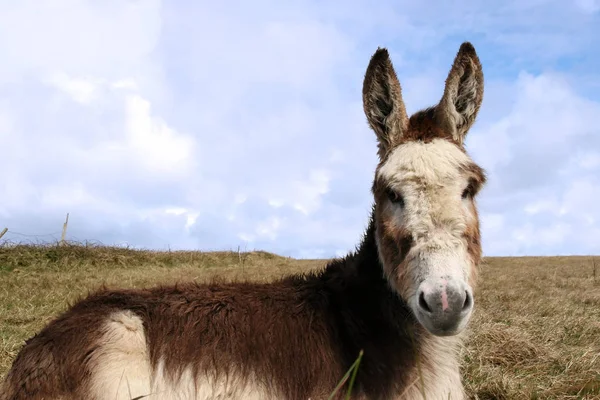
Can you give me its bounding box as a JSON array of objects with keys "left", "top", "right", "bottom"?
[{"left": 363, "top": 42, "right": 486, "bottom": 336}]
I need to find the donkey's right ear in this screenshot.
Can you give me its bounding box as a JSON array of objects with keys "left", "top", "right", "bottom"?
[{"left": 362, "top": 48, "right": 409, "bottom": 159}]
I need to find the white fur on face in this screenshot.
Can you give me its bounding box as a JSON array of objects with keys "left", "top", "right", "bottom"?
[{"left": 376, "top": 138, "right": 477, "bottom": 296}]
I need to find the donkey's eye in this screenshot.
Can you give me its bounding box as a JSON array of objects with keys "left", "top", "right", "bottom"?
[
  {"left": 386, "top": 188, "right": 405, "bottom": 207},
  {"left": 461, "top": 182, "right": 476, "bottom": 199}
]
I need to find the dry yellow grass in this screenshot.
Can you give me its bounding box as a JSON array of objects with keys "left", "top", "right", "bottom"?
[{"left": 0, "top": 242, "right": 599, "bottom": 399}]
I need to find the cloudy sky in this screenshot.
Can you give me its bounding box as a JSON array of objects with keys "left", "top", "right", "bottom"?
[{"left": 1, "top": 0, "right": 599, "bottom": 258}]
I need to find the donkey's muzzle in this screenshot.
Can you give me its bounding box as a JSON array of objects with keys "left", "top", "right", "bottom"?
[{"left": 415, "top": 278, "right": 473, "bottom": 336}]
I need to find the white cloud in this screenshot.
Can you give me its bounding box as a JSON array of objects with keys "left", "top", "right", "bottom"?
[
  {"left": 471, "top": 71, "right": 600, "bottom": 256},
  {"left": 0, "top": 0, "right": 161, "bottom": 84},
  {"left": 561, "top": 180, "right": 600, "bottom": 224},
  {"left": 470, "top": 72, "right": 600, "bottom": 192},
  {"left": 0, "top": 0, "right": 599, "bottom": 258},
  {"left": 290, "top": 169, "right": 331, "bottom": 215},
  {"left": 45, "top": 73, "right": 99, "bottom": 104},
  {"left": 578, "top": 152, "right": 600, "bottom": 169},
  {"left": 524, "top": 199, "right": 562, "bottom": 216},
  {"left": 255, "top": 217, "right": 282, "bottom": 241},
  {"left": 111, "top": 79, "right": 139, "bottom": 91},
  {"left": 122, "top": 94, "right": 195, "bottom": 176}
]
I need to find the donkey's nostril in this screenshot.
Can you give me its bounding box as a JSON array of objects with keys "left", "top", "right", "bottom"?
[
  {"left": 418, "top": 291, "right": 432, "bottom": 313},
  {"left": 462, "top": 291, "right": 472, "bottom": 311}
]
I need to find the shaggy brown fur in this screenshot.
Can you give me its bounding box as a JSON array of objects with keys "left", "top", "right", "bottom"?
[{"left": 1, "top": 220, "right": 427, "bottom": 399}]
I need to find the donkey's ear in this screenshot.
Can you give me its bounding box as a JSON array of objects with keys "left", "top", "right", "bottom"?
[
  {"left": 362, "top": 48, "right": 408, "bottom": 159},
  {"left": 435, "top": 42, "right": 484, "bottom": 144}
]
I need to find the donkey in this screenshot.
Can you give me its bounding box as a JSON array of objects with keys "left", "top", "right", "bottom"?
[{"left": 1, "top": 41, "right": 486, "bottom": 400}]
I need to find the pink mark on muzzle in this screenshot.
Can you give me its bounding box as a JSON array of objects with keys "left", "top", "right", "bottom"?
[{"left": 441, "top": 279, "right": 449, "bottom": 311}]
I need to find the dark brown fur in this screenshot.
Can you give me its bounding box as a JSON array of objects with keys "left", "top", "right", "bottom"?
[{"left": 404, "top": 108, "right": 457, "bottom": 145}]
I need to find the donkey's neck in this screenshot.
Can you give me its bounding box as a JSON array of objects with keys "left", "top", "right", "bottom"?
[
  {"left": 322, "top": 208, "right": 466, "bottom": 399},
  {"left": 348, "top": 207, "right": 400, "bottom": 292}
]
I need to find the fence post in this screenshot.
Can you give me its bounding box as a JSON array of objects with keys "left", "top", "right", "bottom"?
[
  {"left": 0, "top": 227, "right": 7, "bottom": 240},
  {"left": 60, "top": 213, "right": 69, "bottom": 245}
]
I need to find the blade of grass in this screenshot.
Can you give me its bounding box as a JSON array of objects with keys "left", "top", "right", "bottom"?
[
  {"left": 328, "top": 349, "right": 364, "bottom": 400},
  {"left": 345, "top": 349, "right": 364, "bottom": 399}
]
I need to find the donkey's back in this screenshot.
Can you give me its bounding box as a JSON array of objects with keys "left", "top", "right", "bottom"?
[{"left": 1, "top": 279, "right": 346, "bottom": 400}]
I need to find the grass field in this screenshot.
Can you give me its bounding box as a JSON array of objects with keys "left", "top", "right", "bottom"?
[{"left": 0, "top": 243, "right": 599, "bottom": 399}]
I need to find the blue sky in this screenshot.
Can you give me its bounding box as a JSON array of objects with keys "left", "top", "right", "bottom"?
[{"left": 1, "top": 0, "right": 599, "bottom": 258}]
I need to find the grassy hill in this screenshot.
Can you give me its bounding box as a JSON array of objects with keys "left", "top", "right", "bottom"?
[{"left": 0, "top": 243, "right": 599, "bottom": 399}]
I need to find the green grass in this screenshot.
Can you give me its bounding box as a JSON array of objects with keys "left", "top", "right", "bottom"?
[{"left": 1, "top": 242, "right": 599, "bottom": 399}]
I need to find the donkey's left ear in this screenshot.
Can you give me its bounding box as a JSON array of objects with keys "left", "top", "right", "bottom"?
[{"left": 435, "top": 42, "right": 484, "bottom": 144}]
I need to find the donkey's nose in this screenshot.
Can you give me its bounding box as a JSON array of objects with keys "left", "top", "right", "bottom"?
[
  {"left": 416, "top": 279, "right": 473, "bottom": 335},
  {"left": 418, "top": 287, "right": 471, "bottom": 314}
]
